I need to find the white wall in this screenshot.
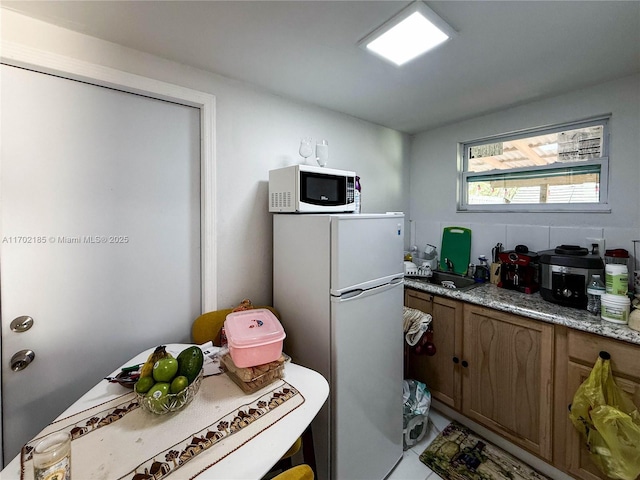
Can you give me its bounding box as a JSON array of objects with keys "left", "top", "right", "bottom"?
[
  {"left": 1, "top": 9, "right": 411, "bottom": 309},
  {"left": 409, "top": 74, "right": 640, "bottom": 265}
]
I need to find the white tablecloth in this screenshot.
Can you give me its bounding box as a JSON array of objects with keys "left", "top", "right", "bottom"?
[{"left": 2, "top": 344, "right": 329, "bottom": 480}]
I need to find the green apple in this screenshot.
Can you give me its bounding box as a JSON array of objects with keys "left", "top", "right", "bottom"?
[
  {"left": 152, "top": 357, "right": 178, "bottom": 382},
  {"left": 146, "top": 382, "right": 170, "bottom": 409},
  {"left": 135, "top": 376, "right": 155, "bottom": 394},
  {"left": 170, "top": 375, "right": 189, "bottom": 394}
]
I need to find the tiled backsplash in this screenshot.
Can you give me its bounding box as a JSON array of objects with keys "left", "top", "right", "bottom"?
[{"left": 412, "top": 221, "right": 640, "bottom": 272}]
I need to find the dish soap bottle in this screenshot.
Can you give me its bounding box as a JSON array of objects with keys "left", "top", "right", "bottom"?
[
  {"left": 474, "top": 255, "right": 489, "bottom": 282},
  {"left": 587, "top": 274, "right": 606, "bottom": 314}
]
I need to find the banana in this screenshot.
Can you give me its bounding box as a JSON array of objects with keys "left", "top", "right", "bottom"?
[{"left": 140, "top": 345, "right": 173, "bottom": 378}]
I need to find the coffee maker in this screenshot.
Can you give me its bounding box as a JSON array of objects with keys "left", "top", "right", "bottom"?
[{"left": 497, "top": 245, "right": 540, "bottom": 294}]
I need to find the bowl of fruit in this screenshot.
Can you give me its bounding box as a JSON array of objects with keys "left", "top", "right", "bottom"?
[{"left": 134, "top": 345, "right": 204, "bottom": 415}]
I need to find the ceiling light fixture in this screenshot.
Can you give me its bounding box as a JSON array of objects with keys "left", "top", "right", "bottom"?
[{"left": 359, "top": 1, "right": 456, "bottom": 67}]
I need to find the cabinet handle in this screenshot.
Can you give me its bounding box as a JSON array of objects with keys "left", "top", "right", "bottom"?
[
  {"left": 461, "top": 360, "right": 469, "bottom": 368},
  {"left": 452, "top": 356, "right": 459, "bottom": 364}
]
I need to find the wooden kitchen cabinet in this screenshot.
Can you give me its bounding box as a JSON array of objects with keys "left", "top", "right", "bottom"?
[
  {"left": 406, "top": 287, "right": 640, "bottom": 478},
  {"left": 404, "top": 289, "right": 554, "bottom": 460},
  {"left": 554, "top": 327, "right": 640, "bottom": 480},
  {"left": 404, "top": 289, "right": 462, "bottom": 409},
  {"left": 462, "top": 304, "right": 554, "bottom": 461}
]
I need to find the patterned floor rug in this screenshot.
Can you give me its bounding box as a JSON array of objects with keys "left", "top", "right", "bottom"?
[{"left": 419, "top": 421, "right": 551, "bottom": 480}]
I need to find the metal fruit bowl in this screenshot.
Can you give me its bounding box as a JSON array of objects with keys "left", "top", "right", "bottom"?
[{"left": 135, "top": 369, "right": 203, "bottom": 415}]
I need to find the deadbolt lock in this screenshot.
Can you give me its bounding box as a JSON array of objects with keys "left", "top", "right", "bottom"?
[{"left": 10, "top": 315, "right": 34, "bottom": 333}]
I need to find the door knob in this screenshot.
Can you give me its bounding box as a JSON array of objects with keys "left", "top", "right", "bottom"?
[
  {"left": 10, "top": 315, "right": 34, "bottom": 333},
  {"left": 10, "top": 350, "right": 35, "bottom": 371}
]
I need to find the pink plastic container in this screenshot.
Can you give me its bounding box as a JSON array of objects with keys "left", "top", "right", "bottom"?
[{"left": 224, "top": 309, "right": 286, "bottom": 368}]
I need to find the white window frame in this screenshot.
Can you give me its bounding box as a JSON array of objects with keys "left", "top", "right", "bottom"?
[{"left": 458, "top": 115, "right": 611, "bottom": 213}]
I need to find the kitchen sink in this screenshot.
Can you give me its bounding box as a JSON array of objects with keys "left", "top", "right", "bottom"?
[{"left": 426, "top": 271, "right": 479, "bottom": 290}]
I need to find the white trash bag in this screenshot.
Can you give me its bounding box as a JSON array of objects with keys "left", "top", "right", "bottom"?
[{"left": 403, "top": 379, "right": 431, "bottom": 450}]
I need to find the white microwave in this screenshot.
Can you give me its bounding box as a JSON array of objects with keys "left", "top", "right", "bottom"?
[{"left": 269, "top": 164, "right": 356, "bottom": 213}]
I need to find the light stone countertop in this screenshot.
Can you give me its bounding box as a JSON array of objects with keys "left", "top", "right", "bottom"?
[{"left": 404, "top": 278, "right": 640, "bottom": 347}]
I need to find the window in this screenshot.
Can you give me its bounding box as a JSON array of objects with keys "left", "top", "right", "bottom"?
[{"left": 459, "top": 116, "right": 610, "bottom": 212}]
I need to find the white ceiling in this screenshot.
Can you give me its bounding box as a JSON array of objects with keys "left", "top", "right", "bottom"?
[{"left": 3, "top": 1, "right": 640, "bottom": 134}]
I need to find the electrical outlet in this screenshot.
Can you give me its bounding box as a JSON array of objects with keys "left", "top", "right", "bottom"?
[{"left": 586, "top": 237, "right": 605, "bottom": 258}]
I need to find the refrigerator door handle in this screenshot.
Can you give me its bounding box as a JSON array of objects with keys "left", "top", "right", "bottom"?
[
  {"left": 330, "top": 272, "right": 403, "bottom": 297},
  {"left": 339, "top": 289, "right": 364, "bottom": 300},
  {"left": 333, "top": 278, "right": 404, "bottom": 302}
]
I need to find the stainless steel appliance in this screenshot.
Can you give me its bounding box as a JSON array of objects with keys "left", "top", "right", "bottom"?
[
  {"left": 539, "top": 245, "right": 605, "bottom": 308},
  {"left": 273, "top": 213, "right": 404, "bottom": 480}
]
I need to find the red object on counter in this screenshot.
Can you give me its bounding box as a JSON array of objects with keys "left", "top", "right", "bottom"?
[
  {"left": 498, "top": 250, "right": 535, "bottom": 266},
  {"left": 605, "top": 249, "right": 629, "bottom": 258},
  {"left": 497, "top": 249, "right": 540, "bottom": 294}
]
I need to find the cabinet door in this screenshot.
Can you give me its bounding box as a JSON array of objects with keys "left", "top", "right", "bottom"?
[
  {"left": 462, "top": 305, "right": 554, "bottom": 460},
  {"left": 405, "top": 290, "right": 462, "bottom": 409},
  {"left": 565, "top": 361, "right": 640, "bottom": 480},
  {"left": 560, "top": 329, "right": 640, "bottom": 480}
]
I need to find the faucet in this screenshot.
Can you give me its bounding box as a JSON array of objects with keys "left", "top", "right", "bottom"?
[
  {"left": 467, "top": 263, "right": 476, "bottom": 278},
  {"left": 444, "top": 258, "right": 454, "bottom": 272}
]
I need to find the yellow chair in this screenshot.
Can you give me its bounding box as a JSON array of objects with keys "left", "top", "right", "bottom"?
[
  {"left": 192, "top": 301, "right": 316, "bottom": 477},
  {"left": 271, "top": 464, "right": 314, "bottom": 480}
]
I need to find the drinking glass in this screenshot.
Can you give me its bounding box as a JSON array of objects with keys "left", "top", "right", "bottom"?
[
  {"left": 299, "top": 137, "right": 313, "bottom": 164},
  {"left": 33, "top": 431, "right": 71, "bottom": 480},
  {"left": 316, "top": 139, "right": 328, "bottom": 167}
]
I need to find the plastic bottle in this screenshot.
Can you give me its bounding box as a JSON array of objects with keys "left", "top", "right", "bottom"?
[
  {"left": 474, "top": 256, "right": 489, "bottom": 282},
  {"left": 587, "top": 274, "right": 606, "bottom": 315},
  {"left": 354, "top": 176, "right": 361, "bottom": 213},
  {"left": 605, "top": 264, "right": 628, "bottom": 295}
]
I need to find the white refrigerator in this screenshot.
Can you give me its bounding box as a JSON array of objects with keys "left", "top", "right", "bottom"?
[{"left": 273, "top": 213, "right": 405, "bottom": 480}]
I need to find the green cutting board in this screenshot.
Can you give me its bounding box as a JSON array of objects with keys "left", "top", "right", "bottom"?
[{"left": 440, "top": 226, "right": 472, "bottom": 276}]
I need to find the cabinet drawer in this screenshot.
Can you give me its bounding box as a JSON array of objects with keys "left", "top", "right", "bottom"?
[
  {"left": 567, "top": 329, "right": 640, "bottom": 380},
  {"left": 405, "top": 289, "right": 433, "bottom": 315}
]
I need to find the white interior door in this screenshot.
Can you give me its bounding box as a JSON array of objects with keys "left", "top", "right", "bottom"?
[{"left": 0, "top": 65, "right": 202, "bottom": 463}]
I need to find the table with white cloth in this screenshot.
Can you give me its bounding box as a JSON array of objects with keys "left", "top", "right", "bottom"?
[{"left": 2, "top": 343, "right": 329, "bottom": 480}]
